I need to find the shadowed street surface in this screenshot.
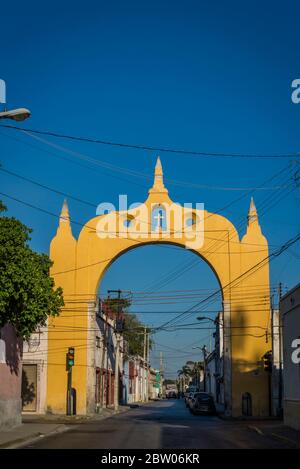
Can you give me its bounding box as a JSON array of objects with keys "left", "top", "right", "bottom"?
[{"left": 24, "top": 400, "right": 291, "bottom": 449}]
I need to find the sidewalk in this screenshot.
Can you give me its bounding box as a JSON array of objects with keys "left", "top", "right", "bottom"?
[
  {"left": 248, "top": 421, "right": 300, "bottom": 448},
  {"left": 0, "top": 421, "right": 69, "bottom": 449},
  {"left": 0, "top": 405, "right": 131, "bottom": 449}
]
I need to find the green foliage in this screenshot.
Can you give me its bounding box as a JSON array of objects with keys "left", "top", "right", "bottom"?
[
  {"left": 102, "top": 296, "right": 153, "bottom": 357},
  {"left": 104, "top": 297, "right": 131, "bottom": 313},
  {"left": 177, "top": 361, "right": 203, "bottom": 379},
  {"left": 0, "top": 203, "right": 64, "bottom": 339},
  {"left": 123, "top": 313, "right": 153, "bottom": 357},
  {"left": 0, "top": 201, "right": 7, "bottom": 213}
]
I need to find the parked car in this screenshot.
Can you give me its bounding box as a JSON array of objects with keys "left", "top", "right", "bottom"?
[
  {"left": 166, "top": 390, "right": 177, "bottom": 399},
  {"left": 185, "top": 391, "right": 196, "bottom": 407},
  {"left": 189, "top": 392, "right": 216, "bottom": 415},
  {"left": 183, "top": 385, "right": 200, "bottom": 404}
]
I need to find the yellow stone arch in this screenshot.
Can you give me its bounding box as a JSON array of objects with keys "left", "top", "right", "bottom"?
[{"left": 47, "top": 157, "right": 271, "bottom": 417}]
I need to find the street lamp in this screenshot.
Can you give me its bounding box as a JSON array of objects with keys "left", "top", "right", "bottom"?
[
  {"left": 197, "top": 316, "right": 220, "bottom": 324},
  {"left": 0, "top": 107, "right": 31, "bottom": 121}
]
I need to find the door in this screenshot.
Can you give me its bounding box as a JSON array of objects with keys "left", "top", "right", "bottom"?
[{"left": 22, "top": 364, "right": 37, "bottom": 412}]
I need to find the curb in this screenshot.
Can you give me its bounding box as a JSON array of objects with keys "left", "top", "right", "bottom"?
[
  {"left": 248, "top": 425, "right": 264, "bottom": 435},
  {"left": 270, "top": 432, "right": 299, "bottom": 448},
  {"left": 1, "top": 405, "right": 133, "bottom": 449},
  {"left": 2, "top": 424, "right": 70, "bottom": 449},
  {"left": 247, "top": 425, "right": 300, "bottom": 448}
]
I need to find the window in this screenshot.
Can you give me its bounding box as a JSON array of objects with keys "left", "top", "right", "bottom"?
[
  {"left": 123, "top": 215, "right": 134, "bottom": 228},
  {"left": 186, "top": 212, "right": 197, "bottom": 228},
  {"left": 242, "top": 392, "right": 252, "bottom": 416},
  {"left": 151, "top": 205, "right": 167, "bottom": 231}
]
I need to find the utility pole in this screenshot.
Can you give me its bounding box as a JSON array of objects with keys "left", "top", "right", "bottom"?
[
  {"left": 146, "top": 329, "right": 150, "bottom": 401},
  {"left": 278, "top": 282, "right": 282, "bottom": 302},
  {"left": 98, "top": 298, "right": 108, "bottom": 409},
  {"left": 108, "top": 289, "right": 126, "bottom": 412},
  {"left": 107, "top": 289, "right": 131, "bottom": 410},
  {"left": 114, "top": 332, "right": 121, "bottom": 411},
  {"left": 114, "top": 289, "right": 121, "bottom": 412},
  {"left": 278, "top": 282, "right": 283, "bottom": 416},
  {"left": 201, "top": 345, "right": 207, "bottom": 392},
  {"left": 160, "top": 352, "right": 164, "bottom": 398},
  {"left": 143, "top": 327, "right": 147, "bottom": 402}
]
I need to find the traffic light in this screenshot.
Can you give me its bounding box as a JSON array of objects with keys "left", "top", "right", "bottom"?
[
  {"left": 66, "top": 347, "right": 75, "bottom": 370},
  {"left": 263, "top": 351, "right": 272, "bottom": 372}
]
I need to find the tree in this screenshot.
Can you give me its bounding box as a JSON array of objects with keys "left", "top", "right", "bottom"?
[
  {"left": 177, "top": 360, "right": 204, "bottom": 390},
  {"left": 102, "top": 296, "right": 153, "bottom": 357},
  {"left": 0, "top": 203, "right": 64, "bottom": 339},
  {"left": 123, "top": 313, "right": 153, "bottom": 357}
]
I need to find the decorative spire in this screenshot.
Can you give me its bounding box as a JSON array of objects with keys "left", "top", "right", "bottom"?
[
  {"left": 247, "top": 196, "right": 258, "bottom": 225},
  {"left": 149, "top": 156, "right": 168, "bottom": 194},
  {"left": 59, "top": 198, "right": 70, "bottom": 224}
]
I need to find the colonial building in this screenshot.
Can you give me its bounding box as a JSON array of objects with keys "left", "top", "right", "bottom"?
[
  {"left": 123, "top": 356, "right": 148, "bottom": 404},
  {"left": 92, "top": 300, "right": 125, "bottom": 412},
  {"left": 280, "top": 284, "right": 300, "bottom": 430}
]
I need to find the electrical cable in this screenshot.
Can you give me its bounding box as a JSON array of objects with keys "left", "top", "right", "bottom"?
[{"left": 1, "top": 123, "right": 299, "bottom": 158}]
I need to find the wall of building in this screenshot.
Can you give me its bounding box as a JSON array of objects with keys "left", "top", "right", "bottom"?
[
  {"left": 88, "top": 303, "right": 125, "bottom": 412},
  {"left": 271, "top": 309, "right": 282, "bottom": 417},
  {"left": 206, "top": 352, "right": 216, "bottom": 397},
  {"left": 0, "top": 324, "right": 22, "bottom": 429},
  {"left": 123, "top": 357, "right": 148, "bottom": 404},
  {"left": 148, "top": 369, "right": 160, "bottom": 399},
  {"left": 280, "top": 284, "right": 300, "bottom": 430}
]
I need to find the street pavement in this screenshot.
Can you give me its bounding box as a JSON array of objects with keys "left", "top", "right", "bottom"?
[{"left": 22, "top": 399, "right": 296, "bottom": 449}]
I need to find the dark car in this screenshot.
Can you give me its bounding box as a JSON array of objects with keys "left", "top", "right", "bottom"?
[
  {"left": 185, "top": 391, "right": 196, "bottom": 408},
  {"left": 184, "top": 386, "right": 199, "bottom": 404},
  {"left": 166, "top": 391, "right": 177, "bottom": 399},
  {"left": 189, "top": 392, "right": 216, "bottom": 415}
]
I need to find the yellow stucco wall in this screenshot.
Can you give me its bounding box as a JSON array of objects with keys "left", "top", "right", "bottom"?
[{"left": 47, "top": 158, "right": 271, "bottom": 416}]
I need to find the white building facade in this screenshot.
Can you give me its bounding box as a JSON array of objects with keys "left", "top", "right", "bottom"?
[{"left": 280, "top": 284, "right": 300, "bottom": 430}]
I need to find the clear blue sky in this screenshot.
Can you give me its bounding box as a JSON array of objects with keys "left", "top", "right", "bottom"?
[{"left": 1, "top": 0, "right": 300, "bottom": 377}]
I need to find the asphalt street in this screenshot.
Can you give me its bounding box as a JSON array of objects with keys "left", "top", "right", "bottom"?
[{"left": 24, "top": 399, "right": 290, "bottom": 449}]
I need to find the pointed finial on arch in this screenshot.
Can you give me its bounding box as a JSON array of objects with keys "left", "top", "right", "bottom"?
[
  {"left": 60, "top": 198, "right": 70, "bottom": 224},
  {"left": 149, "top": 156, "right": 168, "bottom": 194},
  {"left": 247, "top": 196, "right": 258, "bottom": 224},
  {"left": 156, "top": 155, "right": 162, "bottom": 172}
]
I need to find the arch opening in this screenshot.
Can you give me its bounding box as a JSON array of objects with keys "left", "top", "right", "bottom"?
[{"left": 98, "top": 242, "right": 224, "bottom": 378}]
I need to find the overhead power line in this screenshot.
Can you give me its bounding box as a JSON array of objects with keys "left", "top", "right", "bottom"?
[
  {"left": 1, "top": 123, "right": 299, "bottom": 158},
  {"left": 155, "top": 228, "right": 300, "bottom": 331}
]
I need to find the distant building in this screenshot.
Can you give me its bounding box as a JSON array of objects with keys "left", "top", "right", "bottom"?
[
  {"left": 123, "top": 356, "right": 148, "bottom": 404},
  {"left": 204, "top": 312, "right": 225, "bottom": 412},
  {"left": 280, "top": 284, "right": 300, "bottom": 430},
  {"left": 148, "top": 368, "right": 160, "bottom": 400},
  {"left": 0, "top": 324, "right": 22, "bottom": 429},
  {"left": 205, "top": 350, "right": 216, "bottom": 395}
]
